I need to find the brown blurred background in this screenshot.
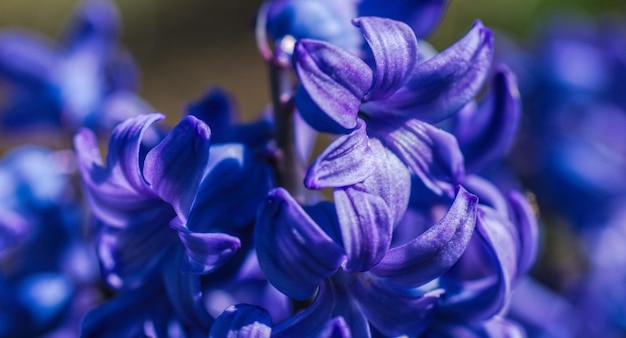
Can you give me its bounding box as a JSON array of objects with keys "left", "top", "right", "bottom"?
[{"left": 0, "top": 0, "right": 623, "bottom": 123}]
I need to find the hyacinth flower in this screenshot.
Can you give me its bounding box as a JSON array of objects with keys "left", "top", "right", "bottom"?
[
  {"left": 259, "top": 0, "right": 449, "bottom": 61},
  {"left": 0, "top": 146, "right": 100, "bottom": 337},
  {"left": 75, "top": 113, "right": 274, "bottom": 333},
  {"left": 0, "top": 0, "right": 143, "bottom": 134},
  {"left": 293, "top": 17, "right": 492, "bottom": 198}
]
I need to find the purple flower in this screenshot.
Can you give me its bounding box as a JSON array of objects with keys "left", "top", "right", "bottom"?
[
  {"left": 294, "top": 17, "right": 493, "bottom": 197},
  {"left": 0, "top": 0, "right": 144, "bottom": 133},
  {"left": 75, "top": 113, "right": 274, "bottom": 331},
  {"left": 255, "top": 186, "right": 479, "bottom": 336}
]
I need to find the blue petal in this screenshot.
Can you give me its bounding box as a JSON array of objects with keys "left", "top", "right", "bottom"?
[
  {"left": 175, "top": 222, "right": 241, "bottom": 275},
  {"left": 353, "top": 17, "right": 418, "bottom": 101},
  {"left": 272, "top": 280, "right": 335, "bottom": 337},
  {"left": 186, "top": 87, "right": 238, "bottom": 143},
  {"left": 209, "top": 304, "right": 272, "bottom": 338},
  {"left": 61, "top": 0, "right": 120, "bottom": 53},
  {"left": 143, "top": 115, "right": 212, "bottom": 219},
  {"left": 363, "top": 20, "right": 493, "bottom": 123},
  {"left": 357, "top": 0, "right": 448, "bottom": 39},
  {"left": 187, "top": 144, "right": 274, "bottom": 232},
  {"left": 255, "top": 188, "right": 344, "bottom": 300},
  {"left": 371, "top": 118, "right": 464, "bottom": 198},
  {"left": 437, "top": 205, "right": 519, "bottom": 320},
  {"left": 351, "top": 275, "right": 444, "bottom": 337},
  {"left": 294, "top": 39, "right": 373, "bottom": 133},
  {"left": 455, "top": 65, "right": 521, "bottom": 174},
  {"left": 507, "top": 191, "right": 538, "bottom": 276},
  {"left": 305, "top": 120, "right": 375, "bottom": 189},
  {"left": 0, "top": 29, "right": 56, "bottom": 89},
  {"left": 370, "top": 186, "right": 478, "bottom": 287},
  {"left": 318, "top": 317, "right": 353, "bottom": 338}
]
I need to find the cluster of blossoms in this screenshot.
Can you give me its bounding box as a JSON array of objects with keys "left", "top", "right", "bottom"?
[{"left": 3, "top": 0, "right": 621, "bottom": 337}]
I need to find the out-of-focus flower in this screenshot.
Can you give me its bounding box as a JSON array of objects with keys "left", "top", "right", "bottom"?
[{"left": 0, "top": 0, "right": 144, "bottom": 134}]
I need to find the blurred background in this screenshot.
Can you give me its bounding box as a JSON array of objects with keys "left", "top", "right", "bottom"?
[{"left": 0, "top": 0, "right": 623, "bottom": 124}]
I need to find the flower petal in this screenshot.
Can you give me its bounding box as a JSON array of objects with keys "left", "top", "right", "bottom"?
[
  {"left": 363, "top": 20, "right": 493, "bottom": 123},
  {"left": 371, "top": 186, "right": 478, "bottom": 287},
  {"left": 357, "top": 0, "right": 448, "bottom": 39},
  {"left": 187, "top": 144, "right": 274, "bottom": 232},
  {"left": 334, "top": 185, "right": 392, "bottom": 272},
  {"left": 294, "top": 39, "right": 373, "bottom": 133},
  {"left": 507, "top": 191, "right": 538, "bottom": 276},
  {"left": 0, "top": 29, "right": 56, "bottom": 89},
  {"left": 371, "top": 118, "right": 464, "bottom": 197},
  {"left": 317, "top": 317, "right": 352, "bottom": 338},
  {"left": 272, "top": 280, "right": 335, "bottom": 337},
  {"left": 352, "top": 275, "right": 444, "bottom": 337},
  {"left": 437, "top": 205, "right": 519, "bottom": 320},
  {"left": 353, "top": 17, "right": 418, "bottom": 101},
  {"left": 175, "top": 224, "right": 241, "bottom": 275},
  {"left": 209, "top": 304, "right": 272, "bottom": 338},
  {"left": 305, "top": 120, "right": 375, "bottom": 189},
  {"left": 455, "top": 65, "right": 521, "bottom": 174},
  {"left": 255, "top": 188, "right": 344, "bottom": 300},
  {"left": 143, "top": 115, "right": 212, "bottom": 219},
  {"left": 106, "top": 113, "right": 163, "bottom": 195},
  {"left": 162, "top": 249, "right": 213, "bottom": 332}
]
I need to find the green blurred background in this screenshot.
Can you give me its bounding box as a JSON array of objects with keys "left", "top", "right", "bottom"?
[{"left": 0, "top": 0, "right": 623, "bottom": 123}]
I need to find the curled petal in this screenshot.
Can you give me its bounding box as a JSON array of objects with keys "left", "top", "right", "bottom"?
[
  {"left": 305, "top": 120, "right": 375, "bottom": 189},
  {"left": 363, "top": 20, "right": 493, "bottom": 123},
  {"left": 352, "top": 275, "right": 443, "bottom": 337},
  {"left": 255, "top": 188, "right": 344, "bottom": 300},
  {"left": 455, "top": 65, "right": 521, "bottom": 174},
  {"left": 273, "top": 280, "right": 335, "bottom": 338},
  {"left": 335, "top": 185, "right": 392, "bottom": 272},
  {"left": 372, "top": 118, "right": 464, "bottom": 197},
  {"left": 143, "top": 115, "right": 211, "bottom": 219},
  {"left": 209, "top": 304, "right": 272, "bottom": 338},
  {"left": 294, "top": 39, "right": 372, "bottom": 133},
  {"left": 438, "top": 206, "right": 519, "bottom": 320},
  {"left": 464, "top": 175, "right": 509, "bottom": 217},
  {"left": 371, "top": 186, "right": 478, "bottom": 287},
  {"left": 353, "top": 17, "right": 418, "bottom": 101},
  {"left": 106, "top": 113, "right": 163, "bottom": 194},
  {"left": 176, "top": 225, "right": 241, "bottom": 275},
  {"left": 507, "top": 191, "right": 539, "bottom": 276}
]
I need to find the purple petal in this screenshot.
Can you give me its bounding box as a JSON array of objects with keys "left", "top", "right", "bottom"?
[
  {"left": 371, "top": 186, "right": 478, "bottom": 287},
  {"left": 185, "top": 87, "right": 238, "bottom": 143},
  {"left": 273, "top": 280, "right": 335, "bottom": 337},
  {"left": 455, "top": 65, "right": 521, "bottom": 174},
  {"left": 62, "top": 0, "right": 120, "bottom": 52},
  {"left": 97, "top": 218, "right": 177, "bottom": 289},
  {"left": 175, "top": 224, "right": 241, "bottom": 275},
  {"left": 507, "top": 191, "right": 538, "bottom": 276},
  {"left": 143, "top": 115, "right": 211, "bottom": 219},
  {"left": 363, "top": 20, "right": 493, "bottom": 123},
  {"left": 371, "top": 118, "right": 464, "bottom": 197},
  {"left": 334, "top": 185, "right": 392, "bottom": 272},
  {"left": 352, "top": 275, "right": 444, "bottom": 337},
  {"left": 209, "top": 304, "right": 272, "bottom": 338},
  {"left": 353, "top": 17, "right": 418, "bottom": 101},
  {"left": 329, "top": 280, "right": 370, "bottom": 338},
  {"left": 318, "top": 317, "right": 352, "bottom": 338},
  {"left": 438, "top": 205, "right": 519, "bottom": 320},
  {"left": 464, "top": 175, "right": 509, "bottom": 217},
  {"left": 162, "top": 249, "right": 213, "bottom": 332},
  {"left": 255, "top": 188, "right": 344, "bottom": 300},
  {"left": 0, "top": 29, "right": 56, "bottom": 89},
  {"left": 357, "top": 0, "right": 448, "bottom": 39},
  {"left": 187, "top": 144, "right": 274, "bottom": 232},
  {"left": 294, "top": 39, "right": 372, "bottom": 132},
  {"left": 106, "top": 113, "right": 163, "bottom": 195},
  {"left": 305, "top": 120, "right": 375, "bottom": 189}
]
